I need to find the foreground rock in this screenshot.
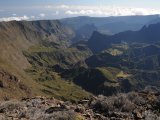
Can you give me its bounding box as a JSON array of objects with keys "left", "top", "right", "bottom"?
[{"left": 0, "top": 86, "right": 160, "bottom": 120}]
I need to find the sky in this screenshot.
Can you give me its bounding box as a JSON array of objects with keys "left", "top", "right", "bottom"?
[{"left": 0, "top": 0, "right": 160, "bottom": 21}]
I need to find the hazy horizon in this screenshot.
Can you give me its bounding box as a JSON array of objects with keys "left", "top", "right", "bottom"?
[{"left": 1, "top": 0, "right": 160, "bottom": 21}]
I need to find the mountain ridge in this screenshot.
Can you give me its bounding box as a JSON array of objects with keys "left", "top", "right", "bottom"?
[
  {"left": 0, "top": 20, "right": 78, "bottom": 100},
  {"left": 87, "top": 22, "right": 160, "bottom": 53}
]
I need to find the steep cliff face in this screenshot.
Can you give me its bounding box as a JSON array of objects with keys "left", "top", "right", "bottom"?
[
  {"left": 0, "top": 20, "right": 75, "bottom": 99},
  {"left": 0, "top": 20, "right": 74, "bottom": 72}
]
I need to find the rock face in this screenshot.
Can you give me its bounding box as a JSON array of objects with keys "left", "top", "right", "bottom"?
[
  {"left": 0, "top": 20, "right": 74, "bottom": 99},
  {"left": 71, "top": 24, "right": 98, "bottom": 43},
  {"left": 0, "top": 69, "right": 31, "bottom": 100},
  {"left": 0, "top": 20, "right": 73, "bottom": 70},
  {"left": 0, "top": 20, "right": 74, "bottom": 74},
  {"left": 0, "top": 86, "right": 160, "bottom": 120},
  {"left": 90, "top": 86, "right": 160, "bottom": 120}
]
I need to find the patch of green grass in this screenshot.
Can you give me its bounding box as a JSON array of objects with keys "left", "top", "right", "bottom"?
[
  {"left": 23, "top": 43, "right": 93, "bottom": 101},
  {"left": 96, "top": 67, "right": 117, "bottom": 82},
  {"left": 110, "top": 43, "right": 129, "bottom": 51},
  {"left": 105, "top": 48, "right": 123, "bottom": 56},
  {"left": 106, "top": 67, "right": 121, "bottom": 76},
  {"left": 25, "top": 65, "right": 90, "bottom": 102},
  {"left": 117, "top": 71, "right": 131, "bottom": 78},
  {"left": 41, "top": 79, "right": 90, "bottom": 102},
  {"left": 24, "top": 44, "right": 92, "bottom": 70}
]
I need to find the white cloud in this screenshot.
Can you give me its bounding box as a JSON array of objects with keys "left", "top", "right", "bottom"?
[
  {"left": 66, "top": 10, "right": 103, "bottom": 15},
  {"left": 64, "top": 6, "right": 160, "bottom": 16},
  {"left": 59, "top": 5, "right": 69, "bottom": 9},
  {"left": 44, "top": 5, "right": 160, "bottom": 17},
  {"left": 46, "top": 5, "right": 69, "bottom": 9},
  {"left": 39, "top": 13, "right": 46, "bottom": 17},
  {"left": 1, "top": 5, "right": 160, "bottom": 21},
  {"left": 0, "top": 15, "right": 29, "bottom": 22}
]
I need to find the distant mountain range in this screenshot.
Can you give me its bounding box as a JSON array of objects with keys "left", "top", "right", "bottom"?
[
  {"left": 87, "top": 22, "right": 160, "bottom": 53},
  {"left": 61, "top": 15, "right": 160, "bottom": 43}
]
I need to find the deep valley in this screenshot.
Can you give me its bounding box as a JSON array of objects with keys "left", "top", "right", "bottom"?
[{"left": 1, "top": 15, "right": 160, "bottom": 119}]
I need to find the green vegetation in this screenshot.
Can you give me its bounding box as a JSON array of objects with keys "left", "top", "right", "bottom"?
[
  {"left": 105, "top": 48, "right": 123, "bottom": 56},
  {"left": 117, "top": 71, "right": 131, "bottom": 78},
  {"left": 0, "top": 20, "right": 75, "bottom": 100},
  {"left": 24, "top": 42, "right": 92, "bottom": 69},
  {"left": 96, "top": 67, "right": 117, "bottom": 82},
  {"left": 24, "top": 42, "right": 92, "bottom": 101},
  {"left": 41, "top": 79, "right": 90, "bottom": 102},
  {"left": 103, "top": 43, "right": 130, "bottom": 56}
]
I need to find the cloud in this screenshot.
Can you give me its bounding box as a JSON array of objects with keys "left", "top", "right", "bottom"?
[
  {"left": 0, "top": 15, "right": 29, "bottom": 21},
  {"left": 64, "top": 6, "right": 160, "bottom": 16},
  {"left": 65, "top": 10, "right": 103, "bottom": 15},
  {"left": 42, "top": 4, "right": 160, "bottom": 17},
  {"left": 46, "top": 5, "right": 69, "bottom": 9},
  {"left": 59, "top": 5, "right": 69, "bottom": 9},
  {"left": 1, "top": 5, "right": 160, "bottom": 21},
  {"left": 39, "top": 13, "right": 45, "bottom": 17}
]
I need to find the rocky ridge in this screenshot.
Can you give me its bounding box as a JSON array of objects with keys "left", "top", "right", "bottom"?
[{"left": 0, "top": 86, "right": 160, "bottom": 120}]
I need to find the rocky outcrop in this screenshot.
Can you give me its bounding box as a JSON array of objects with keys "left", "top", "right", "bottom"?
[
  {"left": 0, "top": 86, "right": 160, "bottom": 120},
  {"left": 0, "top": 69, "right": 31, "bottom": 100},
  {"left": 0, "top": 69, "right": 20, "bottom": 84},
  {"left": 0, "top": 96, "right": 92, "bottom": 120},
  {"left": 90, "top": 86, "right": 160, "bottom": 120}
]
